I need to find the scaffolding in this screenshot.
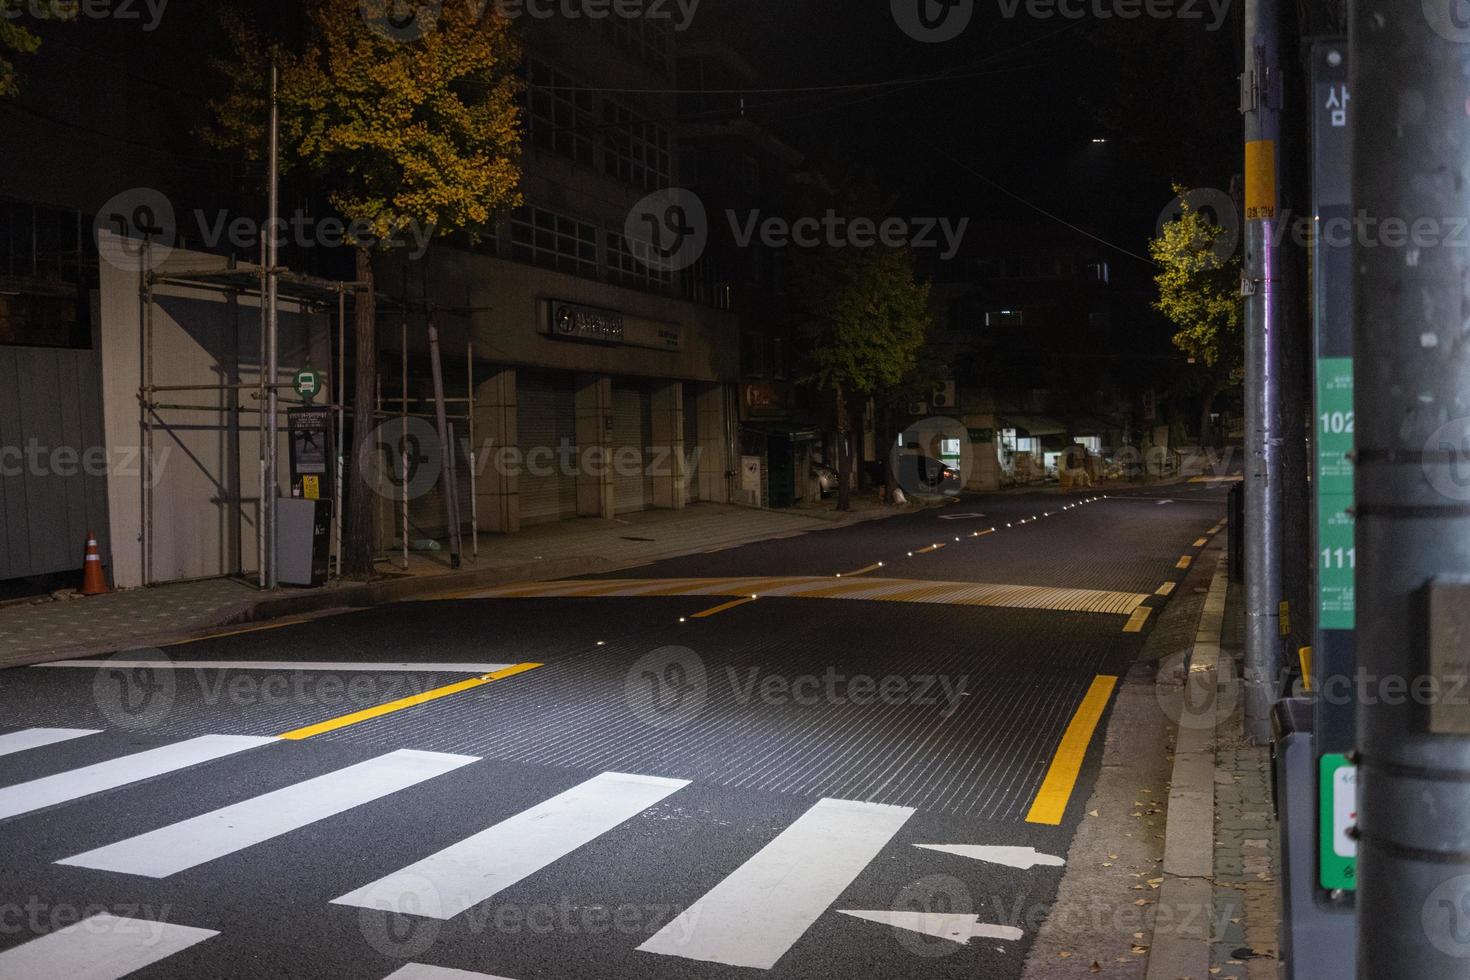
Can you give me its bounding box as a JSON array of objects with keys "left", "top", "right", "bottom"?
[{"left": 139, "top": 258, "right": 479, "bottom": 589}]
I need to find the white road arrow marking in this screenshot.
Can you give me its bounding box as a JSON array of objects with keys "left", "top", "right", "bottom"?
[
  {"left": 838, "top": 910, "right": 1023, "bottom": 944},
  {"left": 914, "top": 844, "right": 1065, "bottom": 870},
  {"left": 1157, "top": 499, "right": 1174, "bottom": 505}
]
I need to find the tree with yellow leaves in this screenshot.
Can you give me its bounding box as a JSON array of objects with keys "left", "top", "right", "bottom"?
[
  {"left": 1, "top": 1, "right": 43, "bottom": 97},
  {"left": 1150, "top": 185, "right": 1243, "bottom": 447},
  {"left": 206, "top": 0, "right": 524, "bottom": 577}
]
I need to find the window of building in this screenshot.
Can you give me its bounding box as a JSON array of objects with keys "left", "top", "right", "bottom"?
[
  {"left": 598, "top": 12, "right": 672, "bottom": 74},
  {"left": 1085, "top": 261, "right": 1111, "bottom": 284},
  {"left": 0, "top": 198, "right": 96, "bottom": 349},
  {"left": 771, "top": 336, "right": 788, "bottom": 380},
  {"left": 984, "top": 309, "right": 1024, "bottom": 328},
  {"left": 524, "top": 60, "right": 596, "bottom": 166},
  {"left": 602, "top": 100, "right": 671, "bottom": 190},
  {"left": 741, "top": 330, "right": 765, "bottom": 377},
  {"left": 606, "top": 232, "right": 673, "bottom": 292},
  {"left": 510, "top": 206, "right": 598, "bottom": 278}
]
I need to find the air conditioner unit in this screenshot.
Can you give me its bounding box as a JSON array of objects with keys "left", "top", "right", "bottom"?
[
  {"left": 908, "top": 401, "right": 929, "bottom": 416},
  {"left": 931, "top": 382, "right": 958, "bottom": 410}
]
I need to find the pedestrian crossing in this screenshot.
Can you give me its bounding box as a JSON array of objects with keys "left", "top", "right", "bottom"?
[
  {"left": 465, "top": 576, "right": 1152, "bottom": 615},
  {"left": 0, "top": 733, "right": 276, "bottom": 820},
  {"left": 0, "top": 728, "right": 1046, "bottom": 977},
  {"left": 58, "top": 749, "right": 478, "bottom": 878}
]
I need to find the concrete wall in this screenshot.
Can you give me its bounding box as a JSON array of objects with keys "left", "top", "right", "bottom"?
[
  {"left": 0, "top": 345, "right": 111, "bottom": 581},
  {"left": 379, "top": 249, "right": 739, "bottom": 385},
  {"left": 98, "top": 237, "right": 330, "bottom": 588}
]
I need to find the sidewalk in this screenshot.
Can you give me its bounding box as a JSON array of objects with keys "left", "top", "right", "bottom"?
[
  {"left": 1021, "top": 536, "right": 1281, "bottom": 979},
  {"left": 0, "top": 497, "right": 903, "bottom": 668},
  {"left": 1143, "top": 548, "right": 1282, "bottom": 980}
]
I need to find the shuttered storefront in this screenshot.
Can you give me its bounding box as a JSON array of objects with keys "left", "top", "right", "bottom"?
[
  {"left": 517, "top": 375, "right": 578, "bottom": 525},
  {"left": 612, "top": 384, "right": 653, "bottom": 514},
  {"left": 683, "top": 386, "right": 700, "bottom": 503}
]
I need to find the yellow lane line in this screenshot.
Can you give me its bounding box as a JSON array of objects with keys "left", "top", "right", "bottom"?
[
  {"left": 839, "top": 563, "right": 885, "bottom": 578},
  {"left": 1026, "top": 675, "right": 1120, "bottom": 826},
  {"left": 1123, "top": 607, "right": 1153, "bottom": 633},
  {"left": 1193, "top": 537, "right": 1209, "bottom": 548},
  {"left": 913, "top": 544, "right": 946, "bottom": 554},
  {"left": 1156, "top": 582, "right": 1176, "bottom": 597},
  {"left": 166, "top": 619, "right": 307, "bottom": 647},
  {"left": 1176, "top": 556, "right": 1193, "bottom": 570},
  {"left": 277, "top": 663, "right": 542, "bottom": 741},
  {"left": 786, "top": 578, "right": 908, "bottom": 600},
  {"left": 690, "top": 597, "right": 757, "bottom": 619},
  {"left": 970, "top": 529, "right": 996, "bottom": 539}
]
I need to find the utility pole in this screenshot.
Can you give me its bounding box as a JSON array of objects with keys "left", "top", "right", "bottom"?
[
  {"left": 1241, "top": 0, "right": 1286, "bottom": 742},
  {"left": 264, "top": 59, "right": 281, "bottom": 590},
  {"left": 427, "top": 306, "right": 462, "bottom": 569},
  {"left": 1354, "top": 2, "right": 1470, "bottom": 974}
]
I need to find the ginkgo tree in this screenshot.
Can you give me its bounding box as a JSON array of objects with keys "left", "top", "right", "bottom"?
[
  {"left": 1, "top": 0, "right": 42, "bottom": 97},
  {"left": 1149, "top": 185, "right": 1243, "bottom": 447},
  {"left": 789, "top": 242, "right": 934, "bottom": 511},
  {"left": 206, "top": 0, "right": 524, "bottom": 577}
]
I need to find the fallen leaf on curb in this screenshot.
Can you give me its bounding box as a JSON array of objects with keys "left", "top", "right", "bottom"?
[
  {"left": 1089, "top": 960, "right": 1102, "bottom": 972},
  {"left": 1089, "top": 809, "right": 1100, "bottom": 817}
]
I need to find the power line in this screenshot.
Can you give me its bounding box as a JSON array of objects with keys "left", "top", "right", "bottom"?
[{"left": 922, "top": 139, "right": 1159, "bottom": 268}]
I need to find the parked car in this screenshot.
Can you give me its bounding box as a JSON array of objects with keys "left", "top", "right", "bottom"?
[
  {"left": 898, "top": 454, "right": 961, "bottom": 497},
  {"left": 812, "top": 461, "right": 838, "bottom": 497}
]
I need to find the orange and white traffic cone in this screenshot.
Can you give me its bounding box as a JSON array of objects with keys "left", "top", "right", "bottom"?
[{"left": 80, "top": 532, "right": 109, "bottom": 596}]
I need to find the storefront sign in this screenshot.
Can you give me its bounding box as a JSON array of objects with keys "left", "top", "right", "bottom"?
[
  {"left": 742, "top": 383, "right": 786, "bottom": 416},
  {"left": 740, "top": 455, "right": 761, "bottom": 492},
  {"left": 550, "top": 302, "right": 624, "bottom": 345}
]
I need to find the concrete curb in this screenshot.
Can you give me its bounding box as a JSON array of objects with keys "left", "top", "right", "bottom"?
[
  {"left": 1146, "top": 548, "right": 1232, "bottom": 980},
  {"left": 8, "top": 503, "right": 912, "bottom": 664}
]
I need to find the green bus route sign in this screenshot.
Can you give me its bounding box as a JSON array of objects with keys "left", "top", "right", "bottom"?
[
  {"left": 1316, "top": 357, "right": 1355, "bottom": 630},
  {"left": 1319, "top": 753, "right": 1357, "bottom": 891}
]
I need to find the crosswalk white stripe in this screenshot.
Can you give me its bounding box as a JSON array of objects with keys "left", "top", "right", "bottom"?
[
  {"left": 57, "top": 749, "right": 479, "bottom": 878},
  {"left": 333, "top": 771, "right": 689, "bottom": 921},
  {"left": 0, "top": 914, "right": 217, "bottom": 980},
  {"left": 0, "top": 734, "right": 277, "bottom": 821},
  {"left": 637, "top": 797, "right": 914, "bottom": 970},
  {"left": 37, "top": 661, "right": 511, "bottom": 674},
  {"left": 0, "top": 728, "right": 99, "bottom": 759},
  {"left": 383, "top": 966, "right": 520, "bottom": 980}
]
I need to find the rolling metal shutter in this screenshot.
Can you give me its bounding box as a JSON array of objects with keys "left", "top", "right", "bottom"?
[
  {"left": 517, "top": 376, "right": 577, "bottom": 525},
  {"left": 612, "top": 384, "right": 653, "bottom": 514},
  {"left": 683, "top": 387, "right": 700, "bottom": 503}
]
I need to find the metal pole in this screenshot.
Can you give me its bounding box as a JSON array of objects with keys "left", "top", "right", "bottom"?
[
  {"left": 427, "top": 307, "right": 462, "bottom": 569},
  {"left": 467, "top": 340, "right": 478, "bottom": 560},
  {"left": 263, "top": 60, "right": 281, "bottom": 590},
  {"left": 1354, "top": 3, "right": 1470, "bottom": 974},
  {"left": 257, "top": 240, "right": 267, "bottom": 588},
  {"left": 142, "top": 257, "right": 154, "bottom": 588},
  {"left": 335, "top": 287, "right": 346, "bottom": 578},
  {"left": 1241, "top": 0, "right": 1286, "bottom": 742},
  {"left": 400, "top": 315, "right": 409, "bottom": 571}
]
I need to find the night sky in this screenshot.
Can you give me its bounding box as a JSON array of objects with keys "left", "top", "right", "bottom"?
[{"left": 691, "top": 0, "right": 1241, "bottom": 281}]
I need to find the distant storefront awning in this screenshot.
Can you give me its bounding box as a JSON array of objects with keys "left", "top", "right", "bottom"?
[
  {"left": 999, "top": 415, "right": 1069, "bottom": 438},
  {"left": 1039, "top": 433, "right": 1076, "bottom": 452},
  {"left": 742, "top": 421, "right": 821, "bottom": 441}
]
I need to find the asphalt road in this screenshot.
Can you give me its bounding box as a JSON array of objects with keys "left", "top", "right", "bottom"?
[{"left": 0, "top": 482, "right": 1230, "bottom": 980}]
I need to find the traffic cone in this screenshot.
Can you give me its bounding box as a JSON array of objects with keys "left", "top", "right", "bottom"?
[{"left": 80, "top": 532, "right": 109, "bottom": 596}]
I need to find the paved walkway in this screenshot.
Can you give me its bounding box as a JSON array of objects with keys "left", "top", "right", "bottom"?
[{"left": 0, "top": 500, "right": 901, "bottom": 666}]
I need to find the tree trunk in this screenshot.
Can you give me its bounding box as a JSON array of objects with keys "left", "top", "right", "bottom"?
[
  {"left": 1199, "top": 388, "right": 1217, "bottom": 449},
  {"left": 835, "top": 382, "right": 851, "bottom": 512},
  {"left": 343, "top": 246, "right": 378, "bottom": 578}
]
